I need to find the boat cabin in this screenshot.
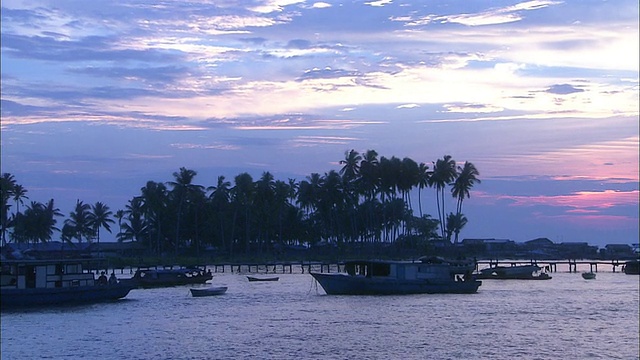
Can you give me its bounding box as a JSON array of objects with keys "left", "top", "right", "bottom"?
[
  {"left": 343, "top": 260, "right": 469, "bottom": 281},
  {"left": 1, "top": 259, "right": 97, "bottom": 290}
]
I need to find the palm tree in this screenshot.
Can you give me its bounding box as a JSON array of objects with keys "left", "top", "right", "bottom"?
[
  {"left": 208, "top": 176, "right": 231, "bottom": 252},
  {"left": 139, "top": 181, "right": 168, "bottom": 254},
  {"left": 452, "top": 162, "right": 481, "bottom": 216},
  {"left": 0, "top": 173, "right": 17, "bottom": 245},
  {"left": 429, "top": 155, "right": 458, "bottom": 241},
  {"left": 121, "top": 198, "right": 148, "bottom": 243},
  {"left": 231, "top": 172, "right": 255, "bottom": 254},
  {"left": 416, "top": 162, "right": 431, "bottom": 218},
  {"left": 339, "top": 149, "right": 361, "bottom": 182},
  {"left": 12, "top": 184, "right": 28, "bottom": 216},
  {"left": 446, "top": 212, "right": 468, "bottom": 244},
  {"left": 42, "top": 199, "right": 62, "bottom": 242},
  {"left": 297, "top": 173, "right": 323, "bottom": 216},
  {"left": 167, "top": 167, "right": 204, "bottom": 253},
  {"left": 359, "top": 150, "right": 380, "bottom": 201},
  {"left": 114, "top": 210, "right": 125, "bottom": 240},
  {"left": 399, "top": 157, "right": 419, "bottom": 213},
  {"left": 65, "top": 200, "right": 93, "bottom": 244},
  {"left": 90, "top": 201, "right": 115, "bottom": 255}
]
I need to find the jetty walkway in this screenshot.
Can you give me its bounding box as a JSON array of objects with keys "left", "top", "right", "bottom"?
[
  {"left": 105, "top": 259, "right": 631, "bottom": 275},
  {"left": 476, "top": 259, "right": 628, "bottom": 273}
]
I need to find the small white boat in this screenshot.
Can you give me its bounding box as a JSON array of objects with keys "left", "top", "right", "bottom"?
[
  {"left": 189, "top": 286, "right": 227, "bottom": 297},
  {"left": 581, "top": 272, "right": 596, "bottom": 280}
]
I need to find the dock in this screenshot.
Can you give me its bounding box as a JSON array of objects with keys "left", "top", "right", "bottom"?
[
  {"left": 104, "top": 259, "right": 630, "bottom": 276},
  {"left": 476, "top": 259, "right": 628, "bottom": 273}
]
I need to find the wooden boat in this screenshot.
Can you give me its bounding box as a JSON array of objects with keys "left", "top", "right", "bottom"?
[
  {"left": 122, "top": 267, "right": 212, "bottom": 288},
  {"left": 0, "top": 258, "right": 135, "bottom": 308},
  {"left": 247, "top": 275, "right": 279, "bottom": 282},
  {"left": 190, "top": 286, "right": 227, "bottom": 297},
  {"left": 474, "top": 264, "right": 552, "bottom": 280},
  {"left": 623, "top": 259, "right": 639, "bottom": 275},
  {"left": 581, "top": 272, "right": 596, "bottom": 280},
  {"left": 310, "top": 258, "right": 481, "bottom": 295}
]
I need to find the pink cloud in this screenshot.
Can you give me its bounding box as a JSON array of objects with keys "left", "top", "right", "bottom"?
[{"left": 487, "top": 189, "right": 639, "bottom": 209}]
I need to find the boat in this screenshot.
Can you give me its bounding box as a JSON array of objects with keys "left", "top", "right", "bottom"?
[
  {"left": 247, "top": 275, "right": 279, "bottom": 282},
  {"left": 581, "top": 272, "right": 596, "bottom": 280},
  {"left": 623, "top": 259, "right": 639, "bottom": 275},
  {"left": 189, "top": 286, "right": 227, "bottom": 297},
  {"left": 474, "top": 264, "right": 552, "bottom": 280},
  {"left": 0, "top": 258, "right": 135, "bottom": 308},
  {"left": 309, "top": 258, "right": 481, "bottom": 295},
  {"left": 123, "top": 267, "right": 213, "bottom": 288}
]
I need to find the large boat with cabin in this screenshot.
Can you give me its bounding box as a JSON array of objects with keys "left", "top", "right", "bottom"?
[
  {"left": 474, "top": 264, "right": 551, "bottom": 280},
  {"left": 122, "top": 267, "right": 213, "bottom": 288},
  {"left": 310, "top": 257, "right": 481, "bottom": 295},
  {"left": 0, "top": 258, "right": 134, "bottom": 308}
]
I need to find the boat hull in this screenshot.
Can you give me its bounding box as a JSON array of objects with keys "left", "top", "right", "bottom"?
[
  {"left": 190, "top": 287, "right": 227, "bottom": 297},
  {"left": 310, "top": 272, "right": 481, "bottom": 295},
  {"left": 623, "top": 260, "right": 639, "bottom": 275},
  {"left": 247, "top": 276, "right": 279, "bottom": 282},
  {"left": 1, "top": 283, "right": 134, "bottom": 308},
  {"left": 581, "top": 272, "right": 596, "bottom": 280},
  {"left": 474, "top": 265, "right": 551, "bottom": 280},
  {"left": 122, "top": 270, "right": 213, "bottom": 288}
]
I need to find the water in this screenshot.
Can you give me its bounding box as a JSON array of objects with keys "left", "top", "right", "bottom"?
[{"left": 2, "top": 269, "right": 638, "bottom": 359}]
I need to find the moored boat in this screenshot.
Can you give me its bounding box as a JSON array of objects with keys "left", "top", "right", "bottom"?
[
  {"left": 122, "top": 267, "right": 213, "bottom": 288},
  {"left": 623, "top": 259, "right": 639, "bottom": 275},
  {"left": 310, "top": 258, "right": 481, "bottom": 295},
  {"left": 190, "top": 286, "right": 227, "bottom": 297},
  {"left": 474, "top": 264, "right": 552, "bottom": 280},
  {"left": 247, "top": 275, "right": 279, "bottom": 282},
  {"left": 0, "top": 258, "right": 134, "bottom": 308},
  {"left": 581, "top": 272, "right": 596, "bottom": 280}
]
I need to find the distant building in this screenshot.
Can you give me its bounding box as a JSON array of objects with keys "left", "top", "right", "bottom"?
[
  {"left": 603, "top": 244, "right": 636, "bottom": 259},
  {"left": 461, "top": 238, "right": 516, "bottom": 256},
  {"left": 557, "top": 242, "right": 598, "bottom": 259},
  {"left": 524, "top": 238, "right": 555, "bottom": 248}
]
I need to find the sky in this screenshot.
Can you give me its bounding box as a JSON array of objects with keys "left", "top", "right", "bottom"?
[{"left": 1, "top": 0, "right": 638, "bottom": 249}]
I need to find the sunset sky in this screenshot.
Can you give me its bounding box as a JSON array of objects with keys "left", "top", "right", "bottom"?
[{"left": 1, "top": 0, "right": 638, "bottom": 248}]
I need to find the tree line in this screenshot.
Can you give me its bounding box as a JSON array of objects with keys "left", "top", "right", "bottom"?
[{"left": 0, "top": 150, "right": 480, "bottom": 257}]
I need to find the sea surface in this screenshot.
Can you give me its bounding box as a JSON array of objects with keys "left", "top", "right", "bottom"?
[{"left": 2, "top": 264, "right": 639, "bottom": 360}]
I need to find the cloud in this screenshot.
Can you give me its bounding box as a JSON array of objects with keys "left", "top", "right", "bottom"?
[
  {"left": 311, "top": 2, "right": 332, "bottom": 9},
  {"left": 170, "top": 143, "right": 241, "bottom": 150},
  {"left": 290, "top": 136, "right": 359, "bottom": 147},
  {"left": 546, "top": 84, "right": 585, "bottom": 95},
  {"left": 365, "top": 0, "right": 393, "bottom": 7}
]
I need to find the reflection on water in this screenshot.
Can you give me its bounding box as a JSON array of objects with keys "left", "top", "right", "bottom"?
[{"left": 2, "top": 271, "right": 639, "bottom": 359}]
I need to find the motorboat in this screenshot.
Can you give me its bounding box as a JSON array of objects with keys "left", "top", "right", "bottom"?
[
  {"left": 247, "top": 275, "right": 279, "bottom": 282},
  {"left": 309, "top": 258, "right": 481, "bottom": 295},
  {"left": 623, "top": 260, "right": 639, "bottom": 275},
  {"left": 122, "top": 267, "right": 212, "bottom": 288},
  {"left": 0, "top": 258, "right": 134, "bottom": 308},
  {"left": 474, "top": 264, "right": 552, "bottom": 280},
  {"left": 581, "top": 272, "right": 596, "bottom": 280},
  {"left": 190, "top": 286, "right": 227, "bottom": 297}
]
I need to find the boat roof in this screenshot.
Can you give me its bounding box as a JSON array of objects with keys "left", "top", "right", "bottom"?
[
  {"left": 137, "top": 268, "right": 202, "bottom": 274},
  {"left": 0, "top": 258, "right": 106, "bottom": 266}
]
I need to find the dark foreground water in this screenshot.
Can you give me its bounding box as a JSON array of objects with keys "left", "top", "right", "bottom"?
[{"left": 2, "top": 267, "right": 639, "bottom": 360}]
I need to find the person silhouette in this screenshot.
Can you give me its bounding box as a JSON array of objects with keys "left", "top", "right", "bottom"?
[
  {"left": 98, "top": 271, "right": 108, "bottom": 285},
  {"left": 108, "top": 272, "right": 118, "bottom": 285}
]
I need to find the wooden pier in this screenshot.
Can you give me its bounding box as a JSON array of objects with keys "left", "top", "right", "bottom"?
[
  {"left": 106, "top": 261, "right": 346, "bottom": 276},
  {"left": 106, "top": 259, "right": 629, "bottom": 276},
  {"left": 209, "top": 261, "right": 345, "bottom": 274},
  {"left": 477, "top": 259, "right": 627, "bottom": 273}
]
